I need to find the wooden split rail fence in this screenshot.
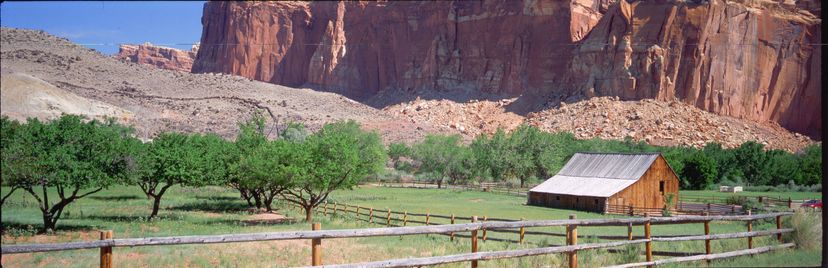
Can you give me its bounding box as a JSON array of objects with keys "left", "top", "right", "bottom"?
[
  {"left": 377, "top": 181, "right": 819, "bottom": 213},
  {"left": 1, "top": 212, "right": 795, "bottom": 268}
]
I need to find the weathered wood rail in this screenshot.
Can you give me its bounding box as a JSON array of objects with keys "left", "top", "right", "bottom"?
[
  {"left": 1, "top": 212, "right": 796, "bottom": 268},
  {"left": 376, "top": 181, "right": 819, "bottom": 212}
]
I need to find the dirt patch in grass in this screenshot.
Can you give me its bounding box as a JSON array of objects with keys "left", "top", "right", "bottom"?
[
  {"left": 242, "top": 211, "right": 297, "bottom": 225},
  {"left": 468, "top": 198, "right": 484, "bottom": 203}
]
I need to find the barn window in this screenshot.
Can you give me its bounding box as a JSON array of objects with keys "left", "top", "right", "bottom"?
[
  {"left": 659, "top": 181, "right": 665, "bottom": 194},
  {"left": 594, "top": 199, "right": 599, "bottom": 205},
  {"left": 556, "top": 196, "right": 560, "bottom": 201}
]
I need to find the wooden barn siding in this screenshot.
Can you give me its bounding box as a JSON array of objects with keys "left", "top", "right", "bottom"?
[
  {"left": 528, "top": 192, "right": 606, "bottom": 213},
  {"left": 608, "top": 156, "right": 680, "bottom": 209}
]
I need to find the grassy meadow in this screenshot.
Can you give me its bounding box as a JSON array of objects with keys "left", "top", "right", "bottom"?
[{"left": 1, "top": 185, "right": 822, "bottom": 267}]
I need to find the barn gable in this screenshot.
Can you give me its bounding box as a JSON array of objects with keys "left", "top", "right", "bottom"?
[{"left": 529, "top": 153, "right": 659, "bottom": 197}]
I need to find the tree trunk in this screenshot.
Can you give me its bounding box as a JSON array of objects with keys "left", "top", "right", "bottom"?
[
  {"left": 520, "top": 178, "right": 525, "bottom": 188},
  {"left": 304, "top": 205, "right": 313, "bottom": 222},
  {"left": 253, "top": 192, "right": 263, "bottom": 210},
  {"left": 437, "top": 180, "right": 442, "bottom": 189},
  {"left": 264, "top": 195, "right": 274, "bottom": 212},
  {"left": 42, "top": 212, "right": 55, "bottom": 234},
  {"left": 150, "top": 195, "right": 162, "bottom": 219},
  {"left": 240, "top": 189, "right": 254, "bottom": 207}
]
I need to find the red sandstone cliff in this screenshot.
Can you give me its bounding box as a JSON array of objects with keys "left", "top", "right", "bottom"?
[
  {"left": 558, "top": 0, "right": 821, "bottom": 137},
  {"left": 192, "top": 0, "right": 821, "bottom": 138},
  {"left": 116, "top": 43, "right": 198, "bottom": 72},
  {"left": 192, "top": 1, "right": 605, "bottom": 97}
]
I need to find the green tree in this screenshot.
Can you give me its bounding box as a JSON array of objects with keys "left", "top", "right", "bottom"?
[
  {"left": 280, "top": 121, "right": 310, "bottom": 142},
  {"left": 229, "top": 114, "right": 269, "bottom": 209},
  {"left": 765, "top": 149, "right": 801, "bottom": 186},
  {"left": 680, "top": 153, "right": 718, "bottom": 190},
  {"left": 798, "top": 144, "right": 822, "bottom": 186},
  {"left": 3, "top": 115, "right": 134, "bottom": 232},
  {"left": 281, "top": 120, "right": 386, "bottom": 221},
  {"left": 137, "top": 132, "right": 229, "bottom": 219},
  {"left": 412, "top": 134, "right": 469, "bottom": 188},
  {"left": 734, "top": 141, "right": 770, "bottom": 185},
  {"left": 1, "top": 116, "right": 24, "bottom": 206},
  {"left": 236, "top": 139, "right": 304, "bottom": 212}
]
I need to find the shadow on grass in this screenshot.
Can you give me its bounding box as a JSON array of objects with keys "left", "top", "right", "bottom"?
[
  {"left": 169, "top": 200, "right": 250, "bottom": 214},
  {"left": 1, "top": 221, "right": 97, "bottom": 236},
  {"left": 83, "top": 215, "right": 151, "bottom": 222},
  {"left": 194, "top": 195, "right": 240, "bottom": 201},
  {"left": 90, "top": 195, "right": 143, "bottom": 201}
]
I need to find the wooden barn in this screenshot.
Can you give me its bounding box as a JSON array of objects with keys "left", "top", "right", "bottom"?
[{"left": 527, "top": 153, "right": 680, "bottom": 213}]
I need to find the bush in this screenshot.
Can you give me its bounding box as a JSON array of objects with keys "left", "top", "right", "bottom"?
[
  {"left": 784, "top": 209, "right": 822, "bottom": 250},
  {"left": 725, "top": 196, "right": 762, "bottom": 212},
  {"left": 616, "top": 244, "right": 640, "bottom": 264}
]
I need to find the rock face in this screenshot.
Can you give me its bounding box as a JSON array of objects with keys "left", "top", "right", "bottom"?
[
  {"left": 116, "top": 43, "right": 198, "bottom": 72},
  {"left": 192, "top": 1, "right": 605, "bottom": 97},
  {"left": 557, "top": 0, "right": 822, "bottom": 138},
  {"left": 192, "top": 0, "right": 821, "bottom": 138}
]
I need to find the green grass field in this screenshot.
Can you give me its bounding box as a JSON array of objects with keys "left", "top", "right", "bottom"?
[{"left": 1, "top": 185, "right": 821, "bottom": 267}]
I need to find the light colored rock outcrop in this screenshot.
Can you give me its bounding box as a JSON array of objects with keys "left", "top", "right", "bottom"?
[
  {"left": 1, "top": 73, "right": 133, "bottom": 122},
  {"left": 115, "top": 42, "right": 197, "bottom": 72}
]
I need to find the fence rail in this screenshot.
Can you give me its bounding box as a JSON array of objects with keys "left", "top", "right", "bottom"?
[
  {"left": 1, "top": 209, "right": 796, "bottom": 268},
  {"left": 375, "top": 181, "right": 820, "bottom": 213}
]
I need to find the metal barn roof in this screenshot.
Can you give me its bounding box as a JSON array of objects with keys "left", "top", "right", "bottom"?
[{"left": 529, "top": 153, "right": 660, "bottom": 197}]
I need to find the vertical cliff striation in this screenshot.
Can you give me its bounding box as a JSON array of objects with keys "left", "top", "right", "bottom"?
[
  {"left": 115, "top": 43, "right": 198, "bottom": 72},
  {"left": 559, "top": 0, "right": 821, "bottom": 137},
  {"left": 192, "top": 0, "right": 820, "bottom": 138},
  {"left": 192, "top": 0, "right": 606, "bottom": 97}
]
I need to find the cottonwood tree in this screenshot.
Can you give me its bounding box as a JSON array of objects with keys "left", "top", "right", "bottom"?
[
  {"left": 281, "top": 120, "right": 386, "bottom": 221},
  {"left": 3, "top": 115, "right": 133, "bottom": 232},
  {"left": 412, "top": 134, "right": 472, "bottom": 188}
]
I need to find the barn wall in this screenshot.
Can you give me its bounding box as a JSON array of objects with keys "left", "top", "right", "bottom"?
[
  {"left": 608, "top": 156, "right": 680, "bottom": 209},
  {"left": 528, "top": 192, "right": 606, "bottom": 213}
]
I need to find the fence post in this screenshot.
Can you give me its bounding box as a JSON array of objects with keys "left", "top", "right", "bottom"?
[
  {"left": 387, "top": 208, "right": 392, "bottom": 226},
  {"left": 644, "top": 213, "right": 652, "bottom": 268},
  {"left": 471, "top": 216, "right": 479, "bottom": 268},
  {"left": 788, "top": 198, "right": 792, "bottom": 209},
  {"left": 369, "top": 208, "right": 374, "bottom": 223},
  {"left": 100, "top": 230, "right": 113, "bottom": 268},
  {"left": 704, "top": 211, "right": 711, "bottom": 264},
  {"left": 519, "top": 218, "right": 526, "bottom": 244},
  {"left": 324, "top": 202, "right": 328, "bottom": 216},
  {"left": 627, "top": 222, "right": 633, "bottom": 240},
  {"left": 707, "top": 203, "right": 711, "bottom": 214},
  {"left": 311, "top": 222, "right": 322, "bottom": 266},
  {"left": 482, "top": 215, "right": 488, "bottom": 242},
  {"left": 403, "top": 211, "right": 408, "bottom": 226},
  {"left": 426, "top": 212, "right": 430, "bottom": 225},
  {"left": 629, "top": 205, "right": 634, "bottom": 216},
  {"left": 747, "top": 210, "right": 753, "bottom": 249},
  {"left": 731, "top": 205, "right": 736, "bottom": 214},
  {"left": 776, "top": 215, "right": 783, "bottom": 242},
  {"left": 333, "top": 202, "right": 338, "bottom": 215},
  {"left": 567, "top": 214, "right": 577, "bottom": 268},
  {"left": 451, "top": 214, "right": 456, "bottom": 241}
]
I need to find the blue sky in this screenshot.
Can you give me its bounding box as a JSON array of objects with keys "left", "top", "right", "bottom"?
[{"left": 1, "top": 1, "right": 205, "bottom": 54}]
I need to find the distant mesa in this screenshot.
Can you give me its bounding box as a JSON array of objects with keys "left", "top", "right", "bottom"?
[{"left": 114, "top": 42, "right": 198, "bottom": 72}]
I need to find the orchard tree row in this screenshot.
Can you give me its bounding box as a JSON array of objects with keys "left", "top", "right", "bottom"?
[
  {"left": 1, "top": 114, "right": 385, "bottom": 233},
  {"left": 391, "top": 125, "right": 822, "bottom": 190}
]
